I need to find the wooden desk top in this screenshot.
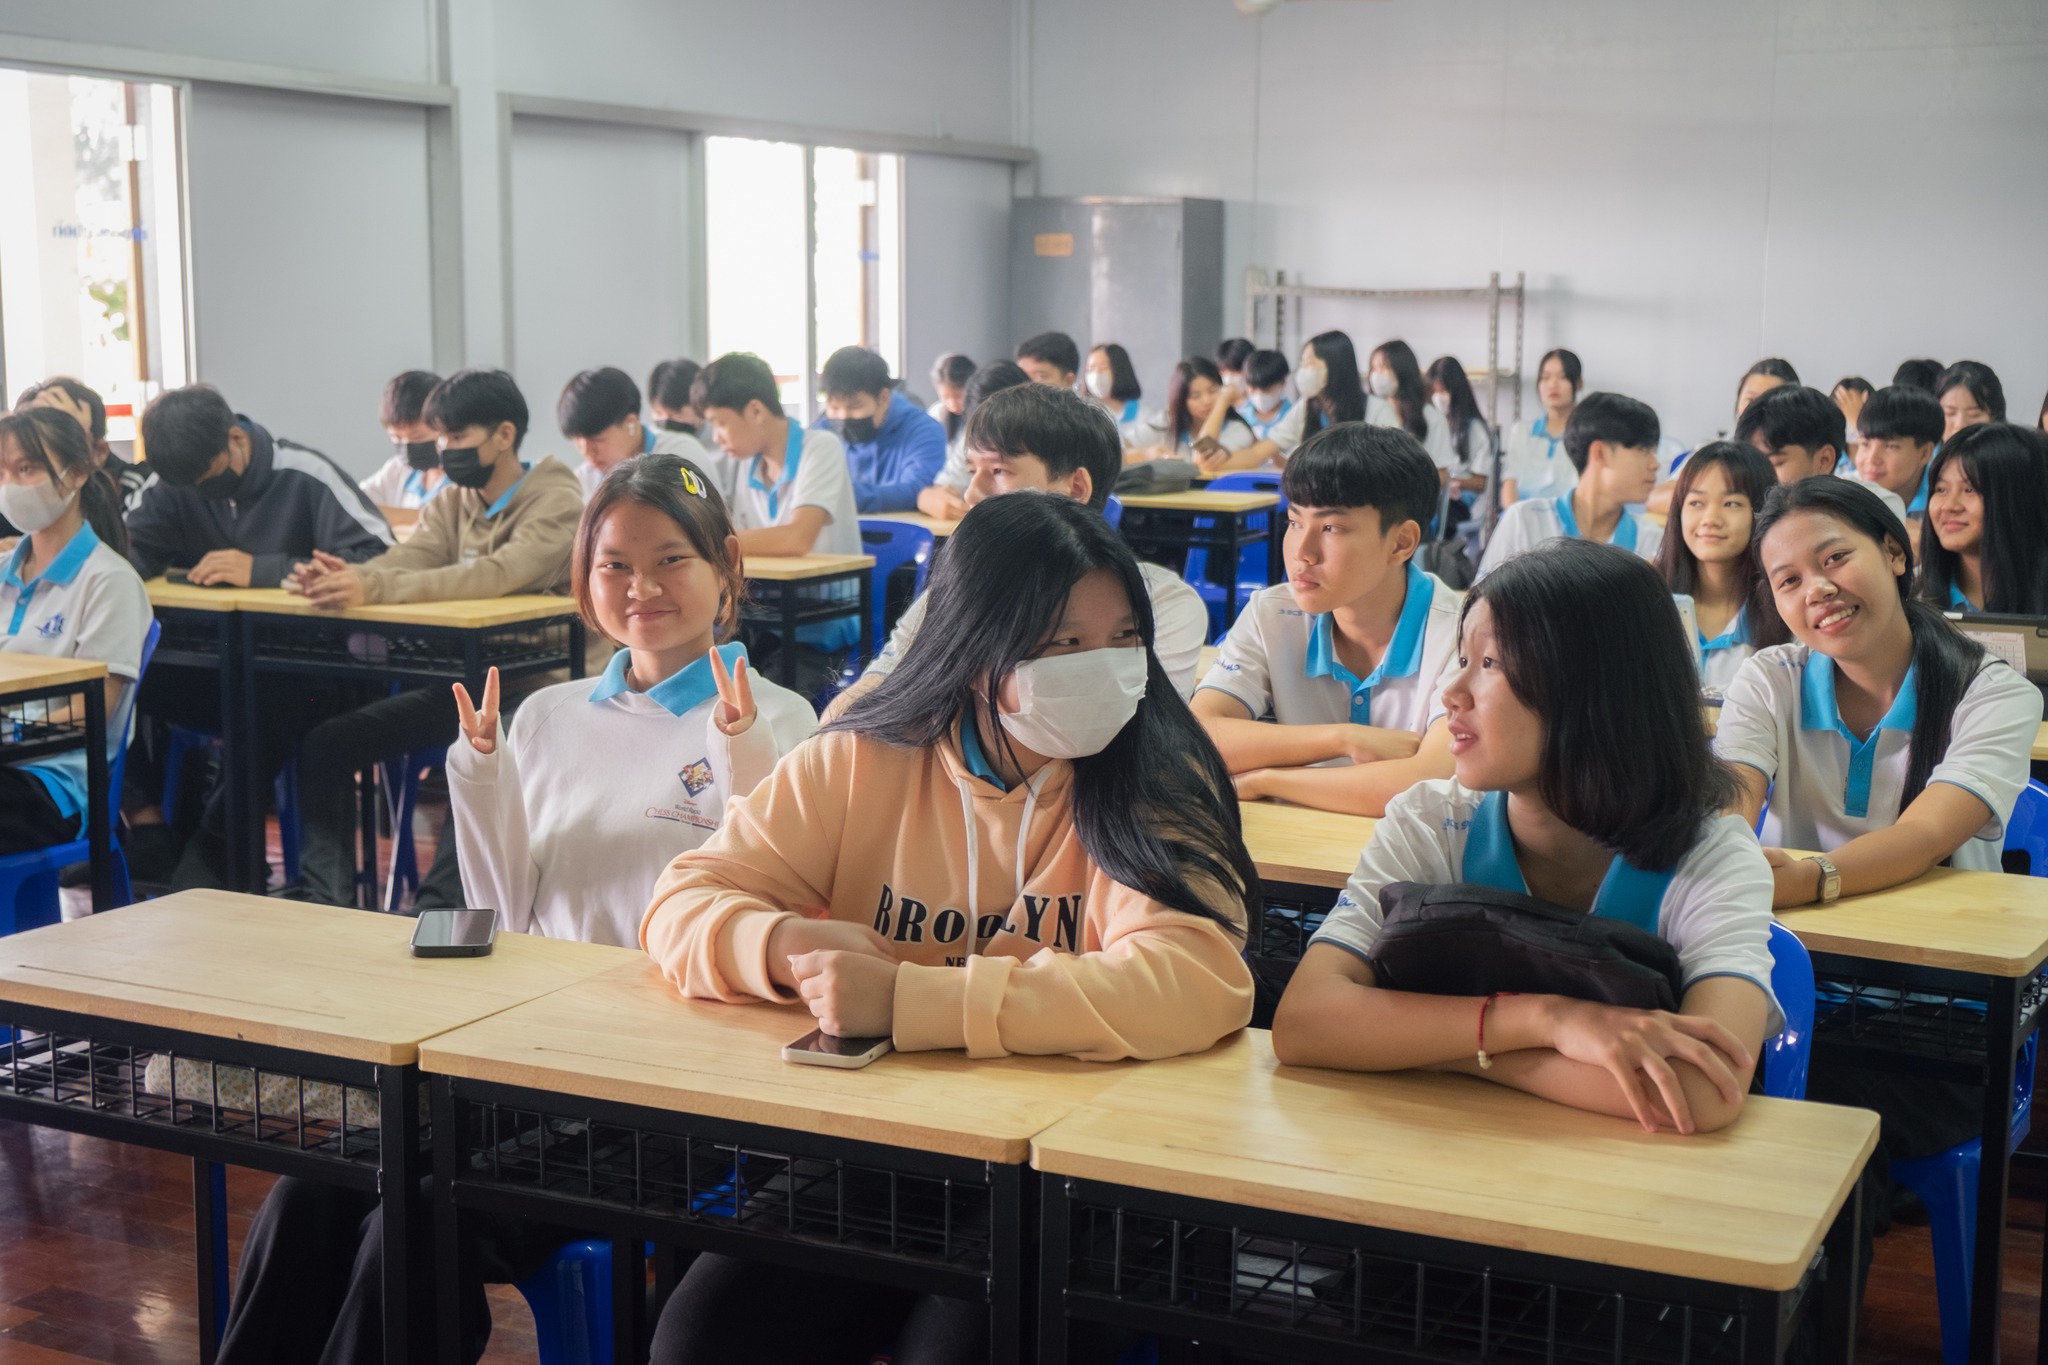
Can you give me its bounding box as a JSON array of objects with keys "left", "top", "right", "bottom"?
[
  {"left": 743, "top": 553, "right": 877, "bottom": 582},
  {"left": 2033, "top": 721, "right": 2047, "bottom": 762},
  {"left": 0, "top": 654, "right": 108, "bottom": 694},
  {"left": 1240, "top": 801, "right": 1373, "bottom": 889},
  {"left": 0, "top": 892, "right": 639, "bottom": 1064},
  {"left": 1032, "top": 1032, "right": 1876, "bottom": 1291},
  {"left": 1776, "top": 864, "right": 2048, "bottom": 977},
  {"left": 419, "top": 959, "right": 1139, "bottom": 1162},
  {"left": 145, "top": 578, "right": 581, "bottom": 628},
  {"left": 1114, "top": 491, "right": 1281, "bottom": 513},
  {"left": 867, "top": 513, "right": 958, "bottom": 538},
  {"left": 143, "top": 578, "right": 275, "bottom": 612}
]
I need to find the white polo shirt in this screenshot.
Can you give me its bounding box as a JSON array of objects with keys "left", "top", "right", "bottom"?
[
  {"left": 1713, "top": 644, "right": 2042, "bottom": 872},
  {"left": 864, "top": 559, "right": 1208, "bottom": 699},
  {"left": 1502, "top": 415, "right": 1579, "bottom": 501},
  {"left": 1477, "top": 494, "right": 1663, "bottom": 578},
  {"left": 1310, "top": 778, "right": 1782, "bottom": 1027},
  {"left": 726, "top": 422, "right": 861, "bottom": 651},
  {"left": 1364, "top": 397, "right": 1455, "bottom": 472},
  {"left": 2, "top": 522, "right": 151, "bottom": 821},
  {"left": 359, "top": 455, "right": 447, "bottom": 511},
  {"left": 576, "top": 427, "right": 719, "bottom": 502},
  {"left": 1197, "top": 565, "right": 1463, "bottom": 742},
  {"left": 1676, "top": 599, "right": 1756, "bottom": 693}
]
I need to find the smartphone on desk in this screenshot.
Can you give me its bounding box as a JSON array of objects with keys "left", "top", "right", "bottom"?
[
  {"left": 410, "top": 908, "right": 498, "bottom": 958},
  {"left": 1190, "top": 436, "right": 1225, "bottom": 461},
  {"left": 783, "top": 1028, "right": 892, "bottom": 1069}
]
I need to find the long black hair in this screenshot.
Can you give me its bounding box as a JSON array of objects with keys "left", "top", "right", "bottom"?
[
  {"left": 1753, "top": 477, "right": 1985, "bottom": 809},
  {"left": 1303, "top": 330, "right": 1365, "bottom": 437},
  {"left": 1425, "top": 355, "right": 1488, "bottom": 467},
  {"left": 832, "top": 493, "right": 1257, "bottom": 933},
  {"left": 930, "top": 353, "right": 976, "bottom": 441},
  {"left": 1917, "top": 422, "right": 2048, "bottom": 615},
  {"left": 1369, "top": 339, "right": 1431, "bottom": 442},
  {"left": 1654, "top": 441, "right": 1790, "bottom": 648},
  {"left": 1164, "top": 356, "right": 1252, "bottom": 447},
  {"left": 0, "top": 407, "right": 129, "bottom": 557},
  {"left": 1467, "top": 540, "right": 1736, "bottom": 870}
]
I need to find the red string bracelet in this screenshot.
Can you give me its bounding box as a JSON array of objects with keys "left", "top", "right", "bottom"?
[{"left": 1477, "top": 992, "right": 1519, "bottom": 1070}]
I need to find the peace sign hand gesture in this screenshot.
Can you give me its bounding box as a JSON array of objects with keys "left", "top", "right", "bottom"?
[
  {"left": 451, "top": 666, "right": 502, "bottom": 755},
  {"left": 709, "top": 648, "right": 757, "bottom": 737}
]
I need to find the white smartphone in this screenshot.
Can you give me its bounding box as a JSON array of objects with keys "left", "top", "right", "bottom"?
[{"left": 782, "top": 1028, "right": 892, "bottom": 1069}]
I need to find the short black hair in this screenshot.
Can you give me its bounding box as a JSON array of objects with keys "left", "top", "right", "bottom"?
[
  {"left": 961, "top": 382, "right": 1119, "bottom": 511},
  {"left": 1215, "top": 337, "right": 1255, "bottom": 372},
  {"left": 1734, "top": 385, "right": 1844, "bottom": 459},
  {"left": 380, "top": 370, "right": 440, "bottom": 428},
  {"left": 1015, "top": 331, "right": 1081, "bottom": 377},
  {"left": 1562, "top": 392, "right": 1659, "bottom": 471},
  {"left": 1857, "top": 385, "right": 1943, "bottom": 446},
  {"left": 692, "top": 353, "right": 783, "bottom": 415},
  {"left": 425, "top": 368, "right": 530, "bottom": 450},
  {"left": 821, "top": 345, "right": 893, "bottom": 399},
  {"left": 648, "top": 358, "right": 701, "bottom": 412},
  {"left": 1282, "top": 422, "right": 1440, "bottom": 537},
  {"left": 1243, "top": 348, "right": 1289, "bottom": 389},
  {"left": 1831, "top": 376, "right": 1873, "bottom": 400},
  {"left": 962, "top": 359, "right": 1031, "bottom": 414},
  {"left": 1936, "top": 360, "right": 2006, "bottom": 422},
  {"left": 139, "top": 384, "right": 237, "bottom": 485},
  {"left": 1538, "top": 348, "right": 1583, "bottom": 390},
  {"left": 931, "top": 353, "right": 976, "bottom": 389},
  {"left": 557, "top": 367, "right": 641, "bottom": 439},
  {"left": 1892, "top": 358, "right": 1943, "bottom": 392}
]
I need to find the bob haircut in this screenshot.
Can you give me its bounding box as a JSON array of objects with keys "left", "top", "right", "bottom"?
[
  {"left": 1243, "top": 348, "right": 1290, "bottom": 390},
  {"left": 380, "top": 370, "right": 441, "bottom": 429},
  {"left": 1654, "top": 441, "right": 1790, "bottom": 647},
  {"left": 831, "top": 492, "right": 1258, "bottom": 933},
  {"left": 138, "top": 384, "right": 238, "bottom": 485},
  {"left": 426, "top": 369, "right": 530, "bottom": 450},
  {"left": 1091, "top": 343, "right": 1142, "bottom": 403},
  {"left": 692, "top": 353, "right": 782, "bottom": 416},
  {"left": 1015, "top": 331, "right": 1081, "bottom": 377},
  {"left": 1301, "top": 330, "right": 1366, "bottom": 437},
  {"left": 1282, "top": 422, "right": 1440, "bottom": 537},
  {"left": 1163, "top": 355, "right": 1252, "bottom": 446},
  {"left": 0, "top": 406, "right": 129, "bottom": 557},
  {"left": 573, "top": 453, "right": 744, "bottom": 645},
  {"left": 962, "top": 359, "right": 1030, "bottom": 417},
  {"left": 1561, "top": 391, "right": 1659, "bottom": 471},
  {"left": 1857, "top": 385, "right": 1944, "bottom": 446},
  {"left": 1935, "top": 360, "right": 2006, "bottom": 423},
  {"left": 1537, "top": 348, "right": 1583, "bottom": 391},
  {"left": 1893, "top": 358, "right": 1943, "bottom": 392},
  {"left": 1465, "top": 539, "right": 1736, "bottom": 870},
  {"left": 962, "top": 383, "right": 1119, "bottom": 511},
  {"left": 1734, "top": 385, "right": 1844, "bottom": 459},
  {"left": 1917, "top": 422, "right": 2048, "bottom": 616},
  {"left": 1368, "top": 339, "right": 1431, "bottom": 442},
  {"left": 1753, "top": 477, "right": 1985, "bottom": 809}
]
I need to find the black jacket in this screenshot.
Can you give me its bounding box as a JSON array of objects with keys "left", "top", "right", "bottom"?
[{"left": 125, "top": 418, "right": 393, "bottom": 587}]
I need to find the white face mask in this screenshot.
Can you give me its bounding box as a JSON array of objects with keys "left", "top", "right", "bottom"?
[
  {"left": 1293, "top": 364, "right": 1327, "bottom": 400},
  {"left": 997, "top": 646, "right": 1147, "bottom": 760},
  {"left": 1084, "top": 369, "right": 1115, "bottom": 400},
  {"left": 1431, "top": 391, "right": 1452, "bottom": 414},
  {"left": 1368, "top": 370, "right": 1397, "bottom": 399},
  {"left": 1252, "top": 388, "right": 1286, "bottom": 413},
  {"left": 0, "top": 476, "right": 77, "bottom": 535}
]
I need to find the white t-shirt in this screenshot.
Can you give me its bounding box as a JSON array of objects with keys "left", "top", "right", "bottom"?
[
  {"left": 1477, "top": 495, "right": 1664, "bottom": 578},
  {"left": 726, "top": 423, "right": 861, "bottom": 557},
  {"left": 576, "top": 427, "right": 718, "bottom": 502},
  {"left": 448, "top": 642, "right": 816, "bottom": 947},
  {"left": 1502, "top": 416, "right": 1578, "bottom": 501},
  {"left": 1365, "top": 397, "right": 1455, "bottom": 472},
  {"left": 864, "top": 558, "right": 1208, "bottom": 699},
  {"left": 1266, "top": 399, "right": 1312, "bottom": 459},
  {"left": 1197, "top": 566, "right": 1463, "bottom": 742},
  {"left": 1, "top": 523, "right": 151, "bottom": 821},
  {"left": 1712, "top": 644, "right": 2042, "bottom": 873},
  {"left": 359, "top": 454, "right": 446, "bottom": 511},
  {"left": 1311, "top": 778, "right": 1782, "bottom": 1027}
]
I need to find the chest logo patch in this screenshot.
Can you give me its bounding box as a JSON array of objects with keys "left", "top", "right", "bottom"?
[
  {"left": 678, "top": 757, "right": 714, "bottom": 797},
  {"left": 36, "top": 613, "right": 64, "bottom": 639}
]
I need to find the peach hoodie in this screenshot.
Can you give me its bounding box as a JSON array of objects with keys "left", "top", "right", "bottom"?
[{"left": 640, "top": 724, "right": 1254, "bottom": 1062}]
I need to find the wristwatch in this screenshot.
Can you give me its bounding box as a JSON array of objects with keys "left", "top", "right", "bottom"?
[{"left": 1805, "top": 854, "right": 1842, "bottom": 906}]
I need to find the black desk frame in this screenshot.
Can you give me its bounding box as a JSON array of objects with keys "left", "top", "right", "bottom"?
[
  {"left": 740, "top": 568, "right": 874, "bottom": 689},
  {"left": 1115, "top": 505, "right": 1278, "bottom": 627},
  {"left": 0, "top": 672, "right": 112, "bottom": 910}
]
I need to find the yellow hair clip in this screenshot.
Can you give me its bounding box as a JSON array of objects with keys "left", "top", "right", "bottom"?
[{"left": 679, "top": 467, "right": 706, "bottom": 498}]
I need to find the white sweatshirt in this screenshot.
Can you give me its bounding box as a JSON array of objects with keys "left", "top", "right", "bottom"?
[{"left": 448, "top": 642, "right": 817, "bottom": 946}]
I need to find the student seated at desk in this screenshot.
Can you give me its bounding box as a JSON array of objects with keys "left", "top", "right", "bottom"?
[
  {"left": 916, "top": 359, "right": 1030, "bottom": 522},
  {"left": 1916, "top": 421, "right": 2048, "bottom": 614},
  {"left": 1084, "top": 341, "right": 1155, "bottom": 449},
  {"left": 1209, "top": 330, "right": 1367, "bottom": 474},
  {"left": 649, "top": 357, "right": 706, "bottom": 439},
  {"left": 1215, "top": 335, "right": 1255, "bottom": 392},
  {"left": 1851, "top": 384, "right": 1942, "bottom": 536},
  {"left": 275, "top": 367, "right": 586, "bottom": 909},
  {"left": 1014, "top": 329, "right": 1081, "bottom": 390},
  {"left": 815, "top": 344, "right": 947, "bottom": 512},
  {"left": 356, "top": 369, "right": 446, "bottom": 513},
  {"left": 1655, "top": 441, "right": 1787, "bottom": 691},
  {"left": 1894, "top": 357, "right": 1942, "bottom": 394},
  {"left": 1128, "top": 355, "right": 1255, "bottom": 464},
  {"left": 559, "top": 365, "right": 710, "bottom": 501},
  {"left": 0, "top": 408, "right": 150, "bottom": 857},
  {"left": 15, "top": 375, "right": 150, "bottom": 507},
  {"left": 1478, "top": 392, "right": 1664, "bottom": 576},
  {"left": 1644, "top": 357, "right": 1800, "bottom": 520},
  {"left": 1426, "top": 354, "right": 1495, "bottom": 498},
  {"left": 1831, "top": 375, "right": 1872, "bottom": 449},
  {"left": 1273, "top": 539, "right": 1777, "bottom": 1136},
  {"left": 1365, "top": 339, "right": 1454, "bottom": 480},
  {"left": 641, "top": 490, "right": 1256, "bottom": 1365},
  {"left": 1498, "top": 348, "right": 1581, "bottom": 506},
  {"left": 1231, "top": 347, "right": 1293, "bottom": 443},
  {"left": 926, "top": 352, "right": 975, "bottom": 436},
  {"left": 1733, "top": 384, "right": 1908, "bottom": 523},
  {"left": 1935, "top": 359, "right": 2005, "bottom": 441},
  {"left": 1192, "top": 423, "right": 1459, "bottom": 817}
]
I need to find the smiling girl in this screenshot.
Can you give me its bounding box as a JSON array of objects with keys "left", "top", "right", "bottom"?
[
  {"left": 1655, "top": 441, "right": 1788, "bottom": 690},
  {"left": 1916, "top": 422, "right": 2048, "bottom": 615}
]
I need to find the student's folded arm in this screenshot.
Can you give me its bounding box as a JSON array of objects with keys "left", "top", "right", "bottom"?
[
  {"left": 736, "top": 506, "right": 829, "bottom": 558},
  {"left": 1820, "top": 784, "right": 1999, "bottom": 899},
  {"left": 346, "top": 499, "right": 458, "bottom": 591},
  {"left": 1215, "top": 438, "right": 1279, "bottom": 472},
  {"left": 894, "top": 874, "right": 1253, "bottom": 1062},
  {"left": 1190, "top": 690, "right": 1349, "bottom": 773},
  {"left": 1245, "top": 719, "right": 1455, "bottom": 817},
  {"left": 445, "top": 716, "right": 542, "bottom": 935},
  {"left": 357, "top": 492, "right": 580, "bottom": 605},
  {"left": 641, "top": 735, "right": 846, "bottom": 1003}
]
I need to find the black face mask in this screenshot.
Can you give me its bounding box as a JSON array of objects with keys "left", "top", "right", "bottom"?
[
  {"left": 398, "top": 439, "right": 440, "bottom": 471},
  {"left": 838, "top": 415, "right": 879, "bottom": 445},
  {"left": 659, "top": 419, "right": 697, "bottom": 436},
  {"left": 194, "top": 467, "right": 243, "bottom": 501},
  {"left": 438, "top": 445, "right": 494, "bottom": 489}
]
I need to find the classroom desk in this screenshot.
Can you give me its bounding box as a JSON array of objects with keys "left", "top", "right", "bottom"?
[
  {"left": 868, "top": 511, "right": 960, "bottom": 539},
  {"left": 1113, "top": 491, "right": 1283, "bottom": 624},
  {"left": 419, "top": 957, "right": 1134, "bottom": 1364},
  {"left": 1031, "top": 1031, "right": 1875, "bottom": 1364},
  {"left": 2033, "top": 719, "right": 2048, "bottom": 762},
  {"left": 0, "top": 654, "right": 113, "bottom": 911},
  {"left": 742, "top": 553, "right": 876, "bottom": 685},
  {"left": 1238, "top": 799, "right": 1372, "bottom": 891},
  {"left": 0, "top": 892, "right": 637, "bottom": 1364}
]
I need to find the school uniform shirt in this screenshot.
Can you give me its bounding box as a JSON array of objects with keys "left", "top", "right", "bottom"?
[
  {"left": 1265, "top": 399, "right": 1315, "bottom": 460},
  {"left": 1365, "top": 398, "right": 1455, "bottom": 473},
  {"left": 1449, "top": 416, "right": 1495, "bottom": 482},
  {"left": 863, "top": 559, "right": 1209, "bottom": 699},
  {"left": 1168, "top": 417, "right": 1256, "bottom": 458},
  {"left": 1197, "top": 565, "right": 1462, "bottom": 743},
  {"left": 1672, "top": 598, "right": 1755, "bottom": 693},
  {"left": 640, "top": 720, "right": 1255, "bottom": 1061},
  {"left": 932, "top": 429, "right": 971, "bottom": 493},
  {"left": 574, "top": 426, "right": 715, "bottom": 502},
  {"left": 353, "top": 455, "right": 583, "bottom": 605},
  {"left": 728, "top": 422, "right": 862, "bottom": 652},
  {"left": 450, "top": 642, "right": 817, "bottom": 948},
  {"left": 813, "top": 391, "right": 947, "bottom": 513},
  {"left": 1713, "top": 645, "right": 2042, "bottom": 873},
  {"left": 358, "top": 455, "right": 447, "bottom": 511},
  {"left": 1, "top": 522, "right": 151, "bottom": 823},
  {"left": 1103, "top": 398, "right": 1161, "bottom": 451},
  {"left": 1236, "top": 397, "right": 1293, "bottom": 442},
  {"left": 1476, "top": 494, "right": 1664, "bottom": 578},
  {"left": 1837, "top": 470, "right": 1909, "bottom": 523},
  {"left": 1311, "top": 778, "right": 1782, "bottom": 1028},
  {"left": 1502, "top": 415, "right": 1578, "bottom": 501}
]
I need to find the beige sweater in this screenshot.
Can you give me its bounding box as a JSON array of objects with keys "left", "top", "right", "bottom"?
[{"left": 354, "top": 456, "right": 582, "bottom": 605}]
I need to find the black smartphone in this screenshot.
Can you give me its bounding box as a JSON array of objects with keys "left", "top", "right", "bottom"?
[
  {"left": 1190, "top": 436, "right": 1225, "bottom": 459},
  {"left": 410, "top": 908, "right": 498, "bottom": 958}
]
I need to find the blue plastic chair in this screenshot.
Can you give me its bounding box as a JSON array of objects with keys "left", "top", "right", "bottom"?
[
  {"left": 0, "top": 618, "right": 160, "bottom": 933},
  {"left": 2004, "top": 778, "right": 2048, "bottom": 877},
  {"left": 1102, "top": 495, "right": 1124, "bottom": 530},
  {"left": 162, "top": 730, "right": 305, "bottom": 884},
  {"left": 857, "top": 519, "right": 936, "bottom": 664},
  {"left": 516, "top": 1240, "right": 615, "bottom": 1365},
  {"left": 1760, "top": 922, "right": 1815, "bottom": 1100},
  {"left": 1180, "top": 472, "right": 1283, "bottom": 638}
]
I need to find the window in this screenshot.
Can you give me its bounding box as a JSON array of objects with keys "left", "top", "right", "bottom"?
[
  {"left": 0, "top": 68, "right": 189, "bottom": 439},
  {"left": 704, "top": 136, "right": 902, "bottom": 421}
]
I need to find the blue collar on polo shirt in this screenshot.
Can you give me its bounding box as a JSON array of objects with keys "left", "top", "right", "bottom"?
[
  {"left": 1304, "top": 562, "right": 1433, "bottom": 723},
  {"left": 5, "top": 521, "right": 101, "bottom": 636},
  {"left": 1948, "top": 580, "right": 1976, "bottom": 611},
  {"left": 1554, "top": 494, "right": 1642, "bottom": 552},
  {"left": 1460, "top": 790, "right": 1673, "bottom": 935},
  {"left": 1701, "top": 604, "right": 1750, "bottom": 654},
  {"left": 642, "top": 425, "right": 658, "bottom": 455},
  {"left": 483, "top": 463, "right": 531, "bottom": 519},
  {"left": 1800, "top": 654, "right": 1917, "bottom": 818},
  {"left": 958, "top": 711, "right": 1008, "bottom": 791},
  {"left": 748, "top": 421, "right": 805, "bottom": 521},
  {"left": 1907, "top": 464, "right": 1930, "bottom": 515},
  {"left": 1119, "top": 398, "right": 1140, "bottom": 425},
  {"left": 588, "top": 640, "right": 748, "bottom": 717}
]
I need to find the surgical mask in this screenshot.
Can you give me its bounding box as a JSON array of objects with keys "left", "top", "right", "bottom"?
[
  {"left": 838, "top": 415, "right": 879, "bottom": 445},
  {"left": 1293, "top": 364, "right": 1327, "bottom": 400},
  {"left": 438, "top": 445, "right": 494, "bottom": 489},
  {"left": 194, "top": 467, "right": 243, "bottom": 501},
  {"left": 1369, "top": 371, "right": 1397, "bottom": 399},
  {"left": 659, "top": 418, "right": 698, "bottom": 436},
  {"left": 1431, "top": 391, "right": 1452, "bottom": 414},
  {"left": 1252, "top": 388, "right": 1286, "bottom": 413},
  {"left": 997, "top": 646, "right": 1147, "bottom": 760},
  {"left": 398, "top": 439, "right": 439, "bottom": 471},
  {"left": 1084, "top": 370, "right": 1115, "bottom": 400},
  {"left": 0, "top": 476, "right": 77, "bottom": 534}
]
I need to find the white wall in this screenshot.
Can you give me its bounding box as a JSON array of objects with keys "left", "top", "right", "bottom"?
[{"left": 1026, "top": 0, "right": 2048, "bottom": 445}]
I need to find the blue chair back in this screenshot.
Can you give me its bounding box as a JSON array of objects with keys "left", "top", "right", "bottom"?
[
  {"left": 1760, "top": 922, "right": 1814, "bottom": 1099},
  {"left": 1179, "top": 474, "right": 1284, "bottom": 636},
  {"left": 2005, "top": 779, "right": 2048, "bottom": 877},
  {"left": 857, "top": 520, "right": 935, "bottom": 663},
  {"left": 1204, "top": 472, "right": 1285, "bottom": 499},
  {"left": 1102, "top": 495, "right": 1123, "bottom": 529}
]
